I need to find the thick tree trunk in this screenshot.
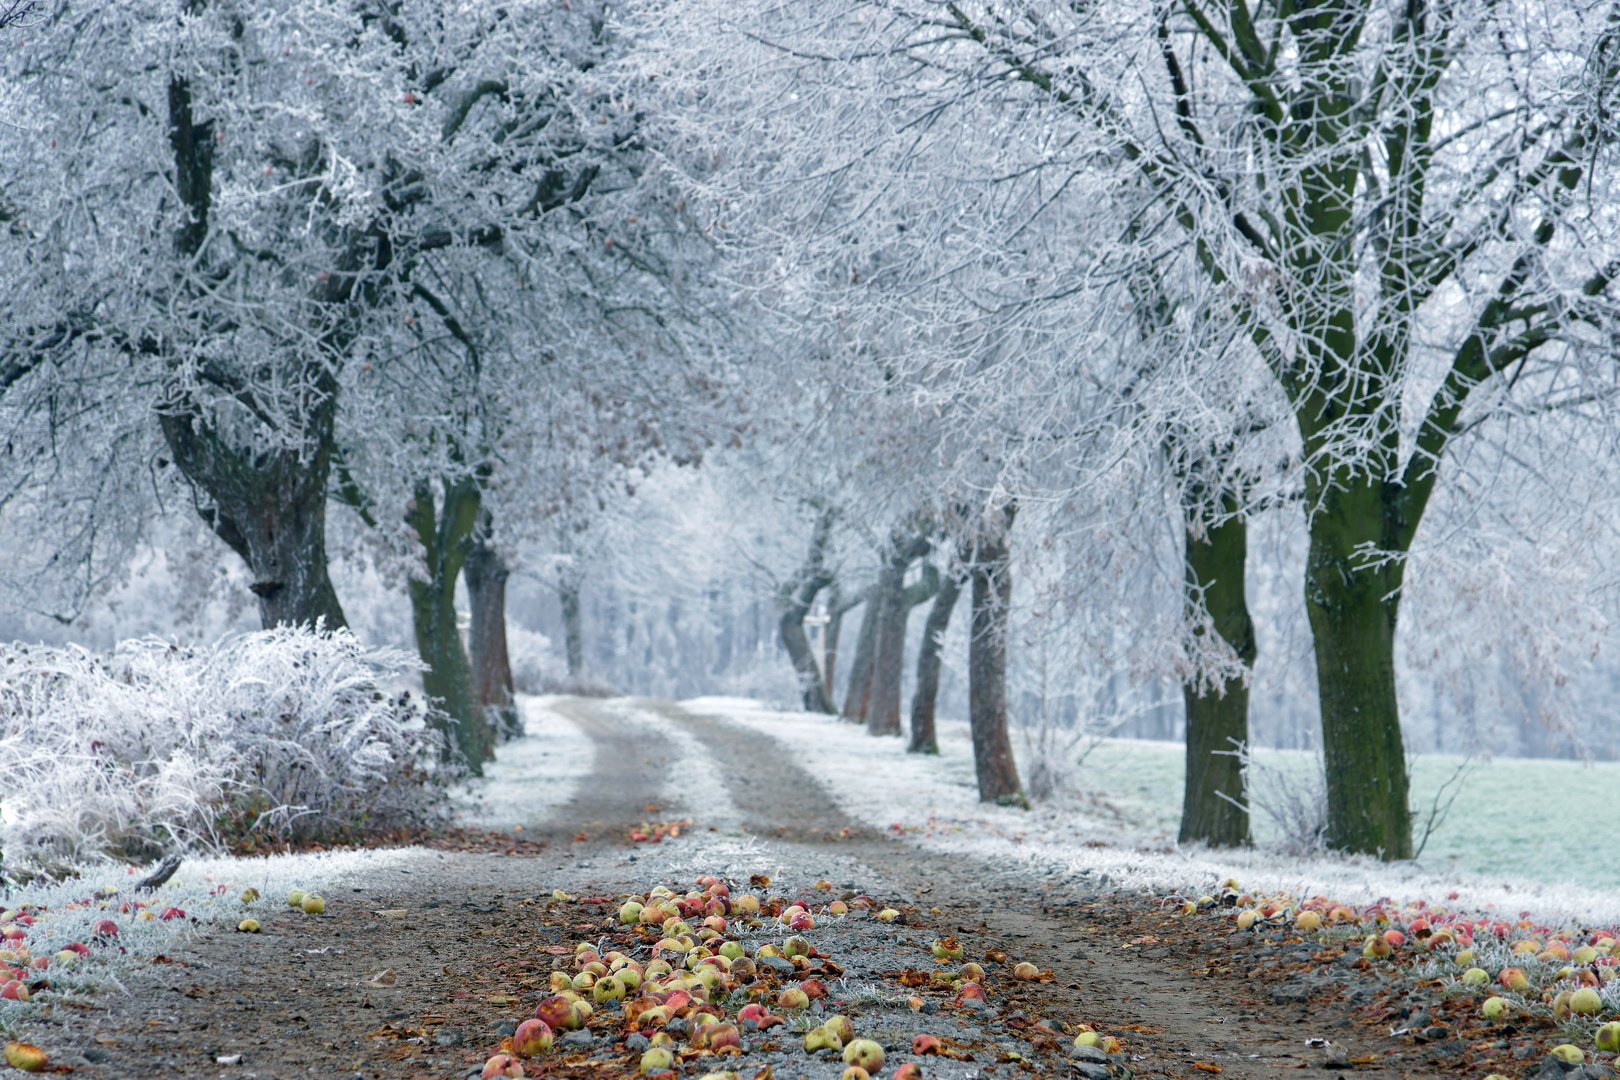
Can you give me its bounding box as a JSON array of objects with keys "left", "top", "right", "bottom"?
[
  {"left": 1178, "top": 500, "right": 1254, "bottom": 848},
  {"left": 559, "top": 575, "right": 585, "bottom": 678},
  {"left": 406, "top": 477, "right": 490, "bottom": 773},
  {"left": 968, "top": 505, "right": 1024, "bottom": 805},
  {"left": 1305, "top": 481, "right": 1412, "bottom": 859},
  {"left": 840, "top": 597, "right": 880, "bottom": 723},
  {"left": 159, "top": 414, "right": 347, "bottom": 632},
  {"left": 159, "top": 75, "right": 347, "bottom": 632},
  {"left": 465, "top": 525, "right": 520, "bottom": 742},
  {"left": 869, "top": 561, "right": 937, "bottom": 736},
  {"left": 909, "top": 567, "right": 963, "bottom": 754},
  {"left": 824, "top": 586, "right": 863, "bottom": 706}
]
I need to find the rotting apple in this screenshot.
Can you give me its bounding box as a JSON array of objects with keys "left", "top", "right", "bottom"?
[
  {"left": 893, "top": 1063, "right": 924, "bottom": 1080},
  {"left": 823, "top": 1015, "right": 855, "bottom": 1043},
  {"left": 640, "top": 1047, "right": 675, "bottom": 1074},
  {"left": 513, "top": 1019, "right": 553, "bottom": 1056},
  {"left": 1481, "top": 997, "right": 1507, "bottom": 1020},
  {"left": 534, "top": 996, "right": 576, "bottom": 1031},
  {"left": 912, "top": 1034, "right": 943, "bottom": 1055},
  {"left": 1497, "top": 968, "right": 1529, "bottom": 992},
  {"left": 1569, "top": 987, "right": 1602, "bottom": 1015},
  {"left": 3, "top": 1043, "right": 46, "bottom": 1073},
  {"left": 1594, "top": 1022, "right": 1620, "bottom": 1053},
  {"left": 1361, "top": 935, "right": 1393, "bottom": 959},
  {"left": 1550, "top": 1045, "right": 1584, "bottom": 1065},
  {"left": 842, "top": 1039, "right": 885, "bottom": 1072},
  {"left": 804, "top": 1026, "right": 843, "bottom": 1054},
  {"left": 301, "top": 894, "right": 325, "bottom": 915},
  {"left": 1012, "top": 962, "right": 1040, "bottom": 981},
  {"left": 778, "top": 987, "right": 810, "bottom": 1012},
  {"left": 1460, "top": 968, "right": 1489, "bottom": 987}
]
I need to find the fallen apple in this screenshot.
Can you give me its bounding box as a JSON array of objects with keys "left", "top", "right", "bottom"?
[
  {"left": 1, "top": 981, "right": 29, "bottom": 1002},
  {"left": 241, "top": 888, "right": 259, "bottom": 903},
  {"left": 1295, "top": 911, "right": 1322, "bottom": 932},
  {"left": 534, "top": 996, "right": 576, "bottom": 1030},
  {"left": 1460, "top": 967, "right": 1489, "bottom": 987},
  {"left": 1074, "top": 1032, "right": 1103, "bottom": 1048},
  {"left": 875, "top": 908, "right": 901, "bottom": 922},
  {"left": 1481, "top": 996, "right": 1507, "bottom": 1020},
  {"left": 1455, "top": 949, "right": 1475, "bottom": 967},
  {"left": 824, "top": 1015, "right": 854, "bottom": 1043},
  {"left": 1362, "top": 934, "right": 1392, "bottom": 959},
  {"left": 1550, "top": 1045, "right": 1584, "bottom": 1065},
  {"left": 841, "top": 1069, "right": 871, "bottom": 1080},
  {"left": 707, "top": 1023, "right": 742, "bottom": 1051},
  {"left": 1569, "top": 987, "right": 1603, "bottom": 1015},
  {"left": 482, "top": 1052, "right": 525, "bottom": 1078},
  {"left": 1497, "top": 967, "right": 1529, "bottom": 992},
  {"left": 959, "top": 961, "right": 985, "bottom": 982},
  {"left": 301, "top": 894, "right": 325, "bottom": 915},
  {"left": 1594, "top": 1022, "right": 1620, "bottom": 1053},
  {"left": 842, "top": 1039, "right": 885, "bottom": 1072},
  {"left": 1012, "top": 962, "right": 1040, "bottom": 981},
  {"left": 782, "top": 935, "right": 812, "bottom": 958},
  {"left": 640, "top": 1047, "right": 675, "bottom": 1074},
  {"left": 237, "top": 918, "right": 261, "bottom": 933},
  {"left": 3, "top": 1043, "right": 46, "bottom": 1072},
  {"left": 893, "top": 1063, "right": 924, "bottom": 1080},
  {"left": 804, "top": 1026, "right": 843, "bottom": 1053},
  {"left": 959, "top": 982, "right": 987, "bottom": 1001},
  {"left": 621, "top": 901, "right": 645, "bottom": 925},
  {"left": 931, "top": 938, "right": 963, "bottom": 961},
  {"left": 287, "top": 889, "right": 306, "bottom": 908},
  {"left": 592, "top": 974, "right": 625, "bottom": 1003},
  {"left": 778, "top": 987, "right": 810, "bottom": 1012},
  {"left": 513, "top": 1019, "right": 553, "bottom": 1056},
  {"left": 913, "top": 1034, "right": 943, "bottom": 1055}
]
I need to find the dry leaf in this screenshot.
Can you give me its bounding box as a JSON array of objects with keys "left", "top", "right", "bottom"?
[{"left": 363, "top": 968, "right": 398, "bottom": 987}]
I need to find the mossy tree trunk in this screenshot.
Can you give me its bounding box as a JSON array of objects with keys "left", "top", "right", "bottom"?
[
  {"left": 405, "top": 477, "right": 491, "bottom": 773},
  {"left": 1178, "top": 492, "right": 1254, "bottom": 848}
]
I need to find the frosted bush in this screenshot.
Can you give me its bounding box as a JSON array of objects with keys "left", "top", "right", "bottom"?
[{"left": 0, "top": 624, "right": 450, "bottom": 865}]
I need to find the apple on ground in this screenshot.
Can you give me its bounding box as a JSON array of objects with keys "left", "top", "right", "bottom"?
[
  {"left": 3, "top": 1043, "right": 46, "bottom": 1072},
  {"left": 804, "top": 1026, "right": 843, "bottom": 1053},
  {"left": 823, "top": 1015, "right": 854, "bottom": 1043},
  {"left": 482, "top": 1052, "right": 524, "bottom": 1078},
  {"left": 512, "top": 1020, "right": 553, "bottom": 1056},
  {"left": 842, "top": 1039, "right": 885, "bottom": 1072}
]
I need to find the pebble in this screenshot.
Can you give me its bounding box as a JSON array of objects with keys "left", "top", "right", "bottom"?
[
  {"left": 626, "top": 1033, "right": 650, "bottom": 1052},
  {"left": 1071, "top": 1062, "right": 1109, "bottom": 1080},
  {"left": 559, "top": 1029, "right": 594, "bottom": 1048},
  {"left": 1068, "top": 1045, "right": 1107, "bottom": 1064}
]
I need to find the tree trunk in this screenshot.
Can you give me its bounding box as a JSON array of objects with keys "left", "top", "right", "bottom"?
[
  {"left": 559, "top": 573, "right": 585, "bottom": 678},
  {"left": 824, "top": 585, "right": 864, "bottom": 705},
  {"left": 968, "top": 504, "right": 1024, "bottom": 805},
  {"left": 869, "top": 560, "right": 937, "bottom": 736},
  {"left": 465, "top": 523, "right": 520, "bottom": 742},
  {"left": 1178, "top": 498, "right": 1254, "bottom": 848},
  {"left": 840, "top": 597, "right": 880, "bottom": 723},
  {"left": 406, "top": 477, "right": 490, "bottom": 773},
  {"left": 159, "top": 413, "right": 347, "bottom": 632},
  {"left": 159, "top": 75, "right": 347, "bottom": 632},
  {"left": 909, "top": 566, "right": 963, "bottom": 754},
  {"left": 777, "top": 506, "right": 838, "bottom": 714},
  {"left": 1305, "top": 481, "right": 1412, "bottom": 859}
]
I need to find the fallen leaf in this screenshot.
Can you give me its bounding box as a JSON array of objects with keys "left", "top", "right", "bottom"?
[
  {"left": 1193, "top": 1063, "right": 1222, "bottom": 1074},
  {"left": 374, "top": 909, "right": 409, "bottom": 918},
  {"left": 363, "top": 968, "right": 398, "bottom": 987}
]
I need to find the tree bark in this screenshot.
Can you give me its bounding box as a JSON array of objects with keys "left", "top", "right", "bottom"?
[
  {"left": 558, "top": 570, "right": 585, "bottom": 678},
  {"left": 840, "top": 596, "right": 880, "bottom": 723},
  {"left": 405, "top": 477, "right": 491, "bottom": 773},
  {"left": 1305, "top": 480, "right": 1413, "bottom": 859},
  {"left": 777, "top": 506, "right": 838, "bottom": 713},
  {"left": 824, "top": 586, "right": 863, "bottom": 708},
  {"left": 909, "top": 564, "right": 963, "bottom": 754},
  {"left": 465, "top": 520, "right": 520, "bottom": 742},
  {"left": 869, "top": 558, "right": 937, "bottom": 736},
  {"left": 968, "top": 504, "right": 1024, "bottom": 805},
  {"left": 1178, "top": 496, "right": 1254, "bottom": 848}
]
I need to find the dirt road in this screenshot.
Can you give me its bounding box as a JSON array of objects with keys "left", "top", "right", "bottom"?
[{"left": 15, "top": 698, "right": 1491, "bottom": 1080}]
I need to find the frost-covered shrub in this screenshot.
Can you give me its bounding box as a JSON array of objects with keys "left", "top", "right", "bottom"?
[{"left": 0, "top": 625, "right": 450, "bottom": 864}]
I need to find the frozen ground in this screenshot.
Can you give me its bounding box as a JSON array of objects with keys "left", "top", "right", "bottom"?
[
  {"left": 683, "top": 696, "right": 1620, "bottom": 926},
  {"left": 448, "top": 694, "right": 595, "bottom": 829}
]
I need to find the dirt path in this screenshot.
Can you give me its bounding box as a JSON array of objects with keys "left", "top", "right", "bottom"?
[{"left": 16, "top": 698, "right": 1478, "bottom": 1080}]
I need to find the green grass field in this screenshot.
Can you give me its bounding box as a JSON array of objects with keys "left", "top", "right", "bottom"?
[{"left": 1073, "top": 739, "right": 1620, "bottom": 891}]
